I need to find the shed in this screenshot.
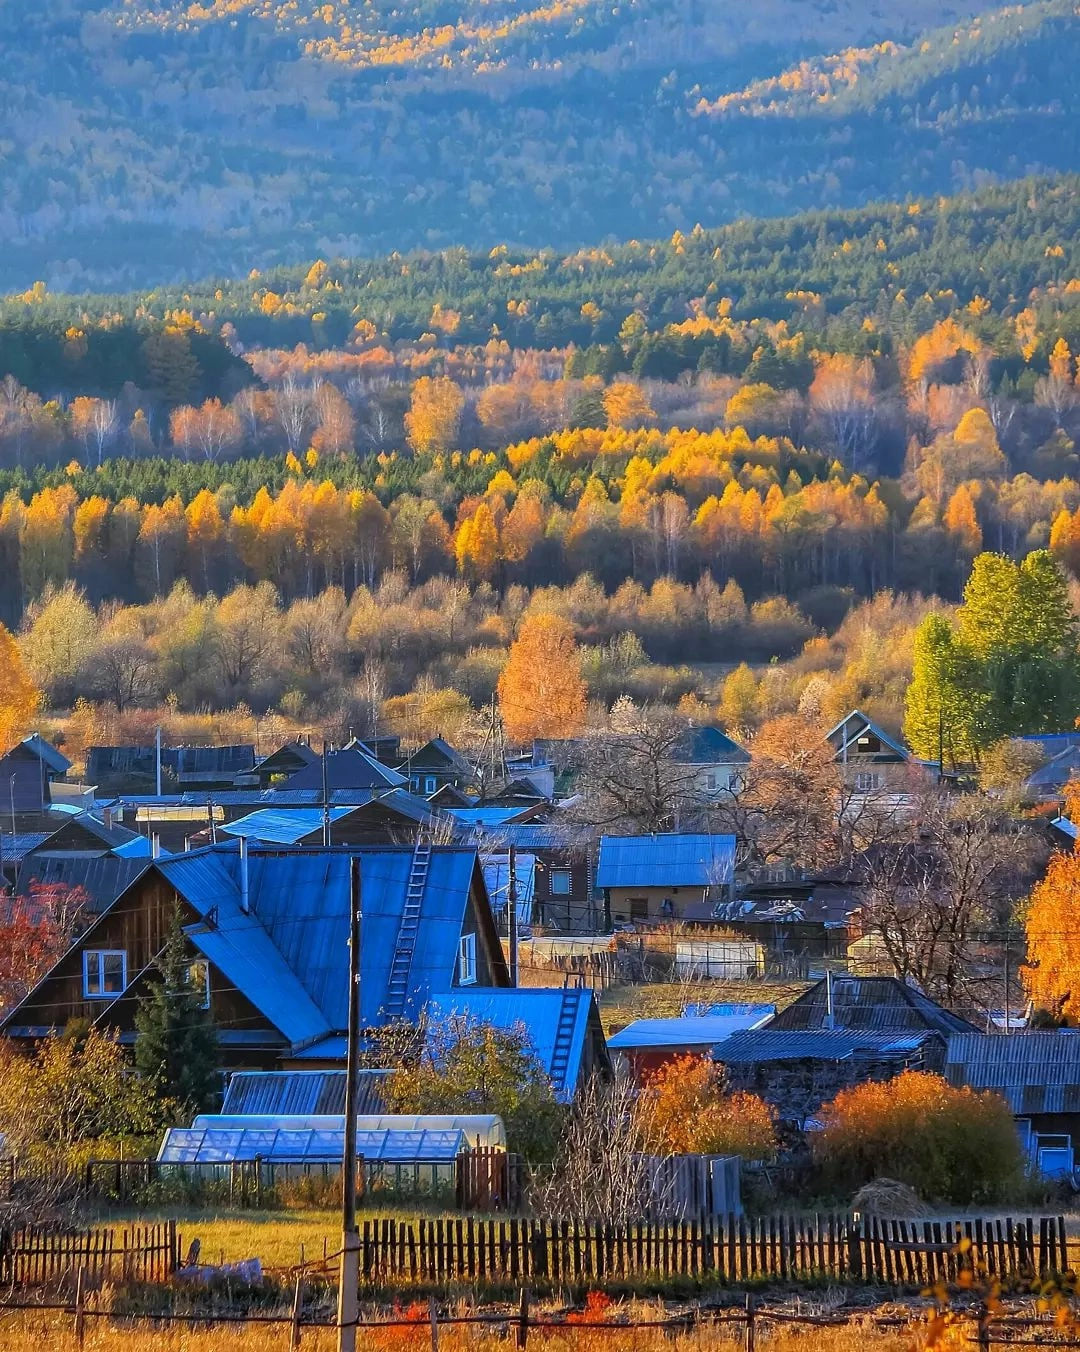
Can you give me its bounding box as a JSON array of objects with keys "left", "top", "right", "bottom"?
[
  {"left": 608, "top": 1006, "right": 774, "bottom": 1083},
  {"left": 767, "top": 975, "right": 975, "bottom": 1038}
]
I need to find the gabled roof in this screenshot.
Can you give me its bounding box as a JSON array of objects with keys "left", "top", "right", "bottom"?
[
  {"left": 37, "top": 811, "right": 144, "bottom": 851},
  {"left": 826, "top": 710, "right": 909, "bottom": 763},
  {"left": 285, "top": 748, "right": 407, "bottom": 792},
  {"left": 595, "top": 833, "right": 736, "bottom": 890},
  {"left": 398, "top": 738, "right": 474, "bottom": 775},
  {"left": 1026, "top": 745, "right": 1080, "bottom": 792},
  {"left": 672, "top": 726, "right": 750, "bottom": 765},
  {"left": 945, "top": 1032, "right": 1080, "bottom": 1114},
  {"left": 16, "top": 855, "right": 151, "bottom": 914},
  {"left": 19, "top": 734, "right": 71, "bottom": 776},
  {"left": 424, "top": 987, "right": 605, "bottom": 1102},
  {"left": 767, "top": 975, "right": 976, "bottom": 1037},
  {"left": 221, "top": 807, "right": 355, "bottom": 845},
  {"left": 449, "top": 806, "right": 539, "bottom": 828},
  {"left": 253, "top": 741, "right": 321, "bottom": 775}
]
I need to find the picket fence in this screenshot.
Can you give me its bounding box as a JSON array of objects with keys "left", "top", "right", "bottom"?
[
  {"left": 0, "top": 1221, "right": 178, "bottom": 1287},
  {"left": 357, "top": 1213, "right": 1071, "bottom": 1288}
]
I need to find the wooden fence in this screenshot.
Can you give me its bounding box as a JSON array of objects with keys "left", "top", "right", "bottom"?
[
  {"left": 0, "top": 1221, "right": 178, "bottom": 1287},
  {"left": 357, "top": 1213, "right": 1071, "bottom": 1288}
]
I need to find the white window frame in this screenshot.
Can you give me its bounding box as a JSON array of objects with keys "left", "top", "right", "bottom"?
[
  {"left": 187, "top": 960, "right": 211, "bottom": 1010},
  {"left": 854, "top": 771, "right": 882, "bottom": 793},
  {"left": 458, "top": 932, "right": 477, "bottom": 986},
  {"left": 83, "top": 950, "right": 127, "bottom": 1000},
  {"left": 425, "top": 775, "right": 437, "bottom": 794},
  {"left": 550, "top": 868, "right": 572, "bottom": 896}
]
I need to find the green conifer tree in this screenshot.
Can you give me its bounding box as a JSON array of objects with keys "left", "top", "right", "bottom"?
[{"left": 134, "top": 920, "right": 220, "bottom": 1117}]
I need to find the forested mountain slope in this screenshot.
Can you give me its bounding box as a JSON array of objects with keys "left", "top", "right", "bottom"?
[{"left": 1, "top": 0, "right": 1074, "bottom": 291}]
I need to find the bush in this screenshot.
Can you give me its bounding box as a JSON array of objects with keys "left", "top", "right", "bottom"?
[
  {"left": 640, "top": 1055, "right": 777, "bottom": 1161},
  {"left": 812, "top": 1071, "right": 1024, "bottom": 1206}
]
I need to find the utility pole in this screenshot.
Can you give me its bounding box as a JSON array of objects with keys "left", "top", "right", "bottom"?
[
  {"left": 508, "top": 844, "right": 519, "bottom": 986},
  {"left": 337, "top": 856, "right": 363, "bottom": 1352},
  {"left": 322, "top": 744, "right": 331, "bottom": 848},
  {"left": 155, "top": 725, "right": 162, "bottom": 797},
  {"left": 1003, "top": 930, "right": 1011, "bottom": 1036}
]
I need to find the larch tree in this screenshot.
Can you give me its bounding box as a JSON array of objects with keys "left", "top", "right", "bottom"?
[
  {"left": 1023, "top": 846, "right": 1080, "bottom": 1023},
  {"left": 0, "top": 622, "right": 41, "bottom": 752},
  {"left": 405, "top": 376, "right": 464, "bottom": 455},
  {"left": 497, "top": 611, "right": 586, "bottom": 745}
]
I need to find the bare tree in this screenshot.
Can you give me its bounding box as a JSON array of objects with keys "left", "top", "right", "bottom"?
[{"left": 275, "top": 377, "right": 315, "bottom": 453}]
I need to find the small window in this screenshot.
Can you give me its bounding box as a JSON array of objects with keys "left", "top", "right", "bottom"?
[
  {"left": 458, "top": 933, "right": 477, "bottom": 986},
  {"left": 83, "top": 950, "right": 127, "bottom": 999},
  {"left": 854, "top": 771, "right": 882, "bottom": 792},
  {"left": 187, "top": 960, "right": 211, "bottom": 1010},
  {"left": 425, "top": 776, "right": 437, "bottom": 794},
  {"left": 550, "top": 868, "right": 572, "bottom": 895},
  {"left": 705, "top": 772, "right": 719, "bottom": 792}
]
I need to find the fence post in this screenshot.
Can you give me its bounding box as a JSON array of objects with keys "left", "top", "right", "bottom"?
[
  {"left": 744, "top": 1292, "right": 755, "bottom": 1352},
  {"left": 73, "top": 1265, "right": 86, "bottom": 1350},
  {"left": 517, "top": 1287, "right": 530, "bottom": 1350},
  {"left": 977, "top": 1306, "right": 991, "bottom": 1352},
  {"left": 428, "top": 1295, "right": 440, "bottom": 1352},
  {"left": 290, "top": 1273, "right": 305, "bottom": 1350}
]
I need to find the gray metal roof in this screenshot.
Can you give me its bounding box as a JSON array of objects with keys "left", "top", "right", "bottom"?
[
  {"left": 284, "top": 748, "right": 406, "bottom": 792},
  {"left": 767, "top": 976, "right": 976, "bottom": 1037},
  {"left": 16, "top": 855, "right": 151, "bottom": 913},
  {"left": 221, "top": 808, "right": 355, "bottom": 844},
  {"left": 222, "top": 1070, "right": 389, "bottom": 1116},
  {"left": 0, "top": 832, "right": 52, "bottom": 864},
  {"left": 945, "top": 1032, "right": 1080, "bottom": 1114},
  {"left": 595, "top": 833, "right": 736, "bottom": 890},
  {"left": 715, "top": 1028, "right": 934, "bottom": 1064},
  {"left": 480, "top": 853, "right": 537, "bottom": 915},
  {"left": 608, "top": 1007, "right": 774, "bottom": 1051},
  {"left": 21, "top": 735, "right": 72, "bottom": 776}
]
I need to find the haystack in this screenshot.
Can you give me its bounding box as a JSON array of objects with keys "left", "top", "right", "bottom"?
[{"left": 851, "top": 1177, "right": 927, "bottom": 1218}]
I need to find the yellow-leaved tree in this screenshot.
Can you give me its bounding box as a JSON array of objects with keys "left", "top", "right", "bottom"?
[
  {"left": 497, "top": 612, "right": 586, "bottom": 745},
  {"left": 0, "top": 623, "right": 42, "bottom": 752}
]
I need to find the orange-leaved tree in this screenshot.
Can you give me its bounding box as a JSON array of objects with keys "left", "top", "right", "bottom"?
[
  {"left": 638, "top": 1055, "right": 776, "bottom": 1161},
  {"left": 497, "top": 611, "right": 586, "bottom": 745},
  {"left": 0, "top": 623, "right": 41, "bottom": 753},
  {"left": 1022, "top": 836, "right": 1080, "bottom": 1022},
  {"left": 0, "top": 881, "right": 91, "bottom": 1014},
  {"left": 812, "top": 1070, "right": 1022, "bottom": 1205}
]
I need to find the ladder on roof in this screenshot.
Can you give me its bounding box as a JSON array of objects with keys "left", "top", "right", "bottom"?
[
  {"left": 549, "top": 990, "right": 579, "bottom": 1096},
  {"left": 384, "top": 843, "right": 431, "bottom": 1021}
]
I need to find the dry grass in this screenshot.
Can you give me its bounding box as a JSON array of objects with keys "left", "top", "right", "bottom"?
[
  {"left": 597, "top": 981, "right": 810, "bottom": 1036},
  {"left": 0, "top": 1309, "right": 927, "bottom": 1352}
]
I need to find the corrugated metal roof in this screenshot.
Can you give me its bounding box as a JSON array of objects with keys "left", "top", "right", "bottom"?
[
  {"left": 222, "top": 1069, "right": 388, "bottom": 1116},
  {"left": 608, "top": 1008, "right": 774, "bottom": 1050},
  {"left": 450, "top": 808, "right": 531, "bottom": 827},
  {"left": 221, "top": 808, "right": 354, "bottom": 844},
  {"left": 945, "top": 1032, "right": 1080, "bottom": 1114},
  {"left": 715, "top": 1028, "right": 934, "bottom": 1063},
  {"left": 285, "top": 748, "right": 406, "bottom": 792},
  {"left": 0, "top": 833, "right": 52, "bottom": 864},
  {"left": 16, "top": 856, "right": 150, "bottom": 913},
  {"left": 22, "top": 735, "right": 72, "bottom": 775},
  {"left": 425, "top": 987, "right": 599, "bottom": 1102},
  {"left": 768, "top": 976, "right": 975, "bottom": 1037},
  {"left": 672, "top": 727, "right": 750, "bottom": 765},
  {"left": 595, "top": 834, "right": 735, "bottom": 890}
]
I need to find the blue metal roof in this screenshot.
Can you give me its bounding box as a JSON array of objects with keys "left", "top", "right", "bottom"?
[
  {"left": 595, "top": 833, "right": 736, "bottom": 890},
  {"left": 159, "top": 845, "right": 485, "bottom": 1036},
  {"left": 450, "top": 808, "right": 531, "bottom": 827},
  {"left": 112, "top": 836, "right": 154, "bottom": 858},
  {"left": 0, "top": 833, "right": 52, "bottom": 864},
  {"left": 222, "top": 1069, "right": 388, "bottom": 1116},
  {"left": 608, "top": 1008, "right": 774, "bottom": 1051},
  {"left": 425, "top": 987, "right": 599, "bottom": 1102},
  {"left": 22, "top": 734, "right": 72, "bottom": 775},
  {"left": 221, "top": 808, "right": 353, "bottom": 844}
]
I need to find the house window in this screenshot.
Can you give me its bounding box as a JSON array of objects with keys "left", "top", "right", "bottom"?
[
  {"left": 83, "top": 950, "right": 127, "bottom": 999},
  {"left": 187, "top": 960, "right": 211, "bottom": 1010},
  {"left": 854, "top": 771, "right": 883, "bottom": 792},
  {"left": 550, "top": 868, "right": 572, "bottom": 895},
  {"left": 458, "top": 933, "right": 477, "bottom": 986},
  {"left": 630, "top": 898, "right": 649, "bottom": 921},
  {"left": 425, "top": 776, "right": 437, "bottom": 794},
  {"left": 705, "top": 772, "right": 719, "bottom": 792}
]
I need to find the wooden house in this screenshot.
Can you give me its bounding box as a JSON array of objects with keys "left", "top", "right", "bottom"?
[
  {"left": 0, "top": 735, "right": 71, "bottom": 813},
  {"left": 396, "top": 738, "right": 477, "bottom": 798},
  {"left": 595, "top": 833, "right": 737, "bottom": 926}
]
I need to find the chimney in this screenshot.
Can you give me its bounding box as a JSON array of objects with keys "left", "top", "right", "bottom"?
[
  {"left": 151, "top": 833, "right": 161, "bottom": 859},
  {"left": 239, "top": 836, "right": 250, "bottom": 914}
]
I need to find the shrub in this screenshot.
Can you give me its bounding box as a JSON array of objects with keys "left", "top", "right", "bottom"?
[
  {"left": 812, "top": 1070, "right": 1024, "bottom": 1206},
  {"left": 639, "top": 1055, "right": 777, "bottom": 1161}
]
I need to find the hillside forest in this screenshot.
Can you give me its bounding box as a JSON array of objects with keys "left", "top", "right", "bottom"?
[
  {"left": 4, "top": 0, "right": 1080, "bottom": 289},
  {"left": 6, "top": 178, "right": 1080, "bottom": 764}
]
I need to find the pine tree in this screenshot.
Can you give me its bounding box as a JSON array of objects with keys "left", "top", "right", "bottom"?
[{"left": 134, "top": 921, "right": 220, "bottom": 1117}]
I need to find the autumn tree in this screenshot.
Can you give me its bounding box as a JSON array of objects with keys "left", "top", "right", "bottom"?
[
  {"left": 1023, "top": 846, "right": 1080, "bottom": 1022},
  {"left": 19, "top": 583, "right": 97, "bottom": 707},
  {"left": 0, "top": 882, "right": 91, "bottom": 1014},
  {"left": 497, "top": 611, "right": 586, "bottom": 745},
  {"left": 809, "top": 353, "right": 876, "bottom": 469},
  {"left": 639, "top": 1055, "right": 776, "bottom": 1160},
  {"left": 603, "top": 380, "right": 655, "bottom": 430},
  {"left": 0, "top": 621, "right": 41, "bottom": 750},
  {"left": 405, "top": 376, "right": 464, "bottom": 455}
]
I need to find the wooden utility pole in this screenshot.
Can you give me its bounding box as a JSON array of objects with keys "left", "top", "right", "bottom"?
[
  {"left": 337, "top": 856, "right": 362, "bottom": 1352},
  {"left": 508, "top": 843, "right": 519, "bottom": 986}
]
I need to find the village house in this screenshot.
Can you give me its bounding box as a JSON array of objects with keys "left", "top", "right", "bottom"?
[
  {"left": 396, "top": 737, "right": 478, "bottom": 799},
  {"left": 1, "top": 841, "right": 607, "bottom": 1096},
  {"left": 595, "top": 832, "right": 736, "bottom": 926},
  {"left": 826, "top": 710, "right": 919, "bottom": 793},
  {"left": 0, "top": 734, "right": 72, "bottom": 813},
  {"left": 672, "top": 725, "right": 751, "bottom": 797}
]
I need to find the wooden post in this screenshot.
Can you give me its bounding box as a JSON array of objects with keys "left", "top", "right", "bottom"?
[
  {"left": 744, "top": 1292, "right": 755, "bottom": 1352},
  {"left": 977, "top": 1305, "right": 991, "bottom": 1352},
  {"left": 428, "top": 1296, "right": 440, "bottom": 1352},
  {"left": 290, "top": 1274, "right": 305, "bottom": 1351},
  {"left": 73, "top": 1265, "right": 86, "bottom": 1350},
  {"left": 517, "top": 1287, "right": 530, "bottom": 1350}
]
